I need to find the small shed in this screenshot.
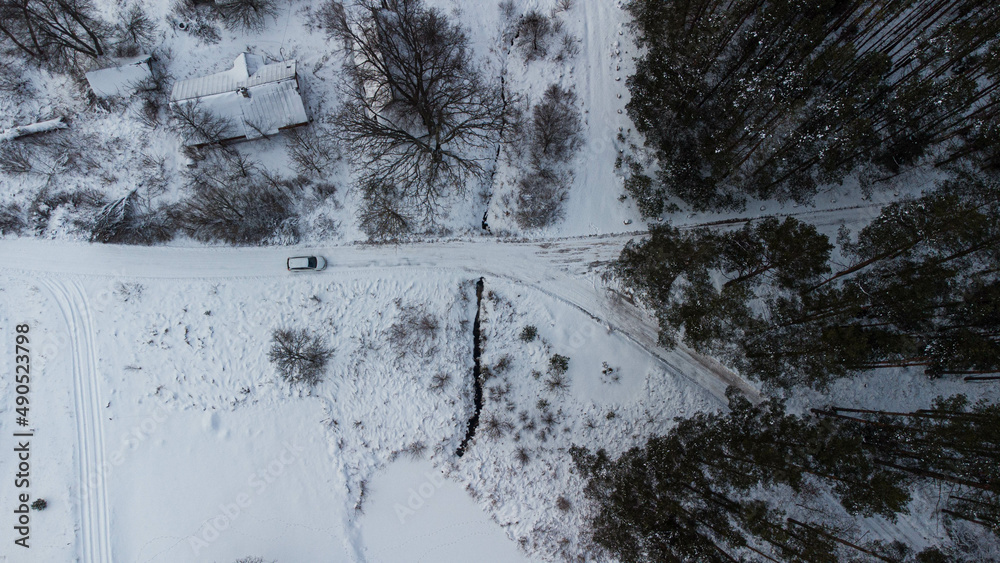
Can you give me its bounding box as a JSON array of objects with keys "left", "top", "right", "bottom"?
[
  {"left": 169, "top": 53, "right": 309, "bottom": 146},
  {"left": 85, "top": 54, "right": 154, "bottom": 98}
]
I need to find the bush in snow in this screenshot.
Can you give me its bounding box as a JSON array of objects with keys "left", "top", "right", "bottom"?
[
  {"left": 510, "top": 85, "right": 581, "bottom": 230},
  {"left": 530, "top": 85, "right": 582, "bottom": 166},
  {"left": 429, "top": 372, "right": 450, "bottom": 392},
  {"left": 519, "top": 325, "right": 537, "bottom": 342},
  {"left": 389, "top": 301, "right": 439, "bottom": 354},
  {"left": 513, "top": 167, "right": 567, "bottom": 229},
  {"left": 481, "top": 412, "right": 514, "bottom": 440},
  {"left": 28, "top": 188, "right": 105, "bottom": 234},
  {"left": 548, "top": 354, "right": 569, "bottom": 375},
  {"left": 514, "top": 10, "right": 554, "bottom": 61},
  {"left": 268, "top": 328, "right": 333, "bottom": 388},
  {"left": 0, "top": 143, "right": 33, "bottom": 175},
  {"left": 175, "top": 152, "right": 298, "bottom": 245},
  {"left": 0, "top": 203, "right": 26, "bottom": 236},
  {"left": 30, "top": 499, "right": 47, "bottom": 510},
  {"left": 89, "top": 191, "right": 174, "bottom": 245},
  {"left": 214, "top": 0, "right": 278, "bottom": 32}
]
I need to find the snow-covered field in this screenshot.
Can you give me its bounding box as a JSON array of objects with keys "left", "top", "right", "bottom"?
[{"left": 0, "top": 234, "right": 729, "bottom": 562}]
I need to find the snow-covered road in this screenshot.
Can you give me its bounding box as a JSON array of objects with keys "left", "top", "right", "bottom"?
[{"left": 0, "top": 233, "right": 758, "bottom": 403}]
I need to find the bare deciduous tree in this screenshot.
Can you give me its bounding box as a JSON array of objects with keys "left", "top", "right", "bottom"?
[
  {"left": 114, "top": 4, "right": 156, "bottom": 55},
  {"left": 515, "top": 10, "right": 552, "bottom": 61},
  {"left": 214, "top": 0, "right": 278, "bottom": 33},
  {"left": 329, "top": 0, "right": 506, "bottom": 222},
  {"left": 356, "top": 181, "right": 412, "bottom": 241},
  {"left": 285, "top": 127, "right": 340, "bottom": 179},
  {"left": 268, "top": 328, "right": 333, "bottom": 387},
  {"left": 175, "top": 152, "right": 298, "bottom": 244},
  {"left": 0, "top": 0, "right": 108, "bottom": 66},
  {"left": 171, "top": 101, "right": 236, "bottom": 147}
]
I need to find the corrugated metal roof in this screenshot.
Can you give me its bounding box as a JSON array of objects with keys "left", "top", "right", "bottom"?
[
  {"left": 86, "top": 54, "right": 153, "bottom": 98},
  {"left": 175, "top": 78, "right": 308, "bottom": 145},
  {"left": 170, "top": 53, "right": 297, "bottom": 102}
]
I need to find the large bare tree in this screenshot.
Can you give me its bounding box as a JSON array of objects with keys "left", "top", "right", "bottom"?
[
  {"left": 0, "top": 0, "right": 107, "bottom": 66},
  {"left": 326, "top": 0, "right": 506, "bottom": 223}
]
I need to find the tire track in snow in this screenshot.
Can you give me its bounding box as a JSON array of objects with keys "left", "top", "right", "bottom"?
[{"left": 42, "top": 279, "right": 112, "bottom": 563}]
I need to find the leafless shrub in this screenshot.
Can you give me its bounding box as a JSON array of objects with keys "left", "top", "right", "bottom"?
[
  {"left": 28, "top": 188, "right": 105, "bottom": 233},
  {"left": 357, "top": 181, "right": 412, "bottom": 242},
  {"left": 553, "top": 31, "right": 580, "bottom": 62},
  {"left": 531, "top": 85, "right": 582, "bottom": 163},
  {"left": 389, "top": 302, "right": 440, "bottom": 352},
  {"left": 488, "top": 381, "right": 511, "bottom": 402},
  {"left": 233, "top": 557, "right": 270, "bottom": 563},
  {"left": 0, "top": 203, "right": 25, "bottom": 235},
  {"left": 89, "top": 190, "right": 174, "bottom": 244},
  {"left": 493, "top": 354, "right": 512, "bottom": 373},
  {"left": 545, "top": 372, "right": 569, "bottom": 394},
  {"left": 556, "top": 495, "right": 572, "bottom": 511},
  {"left": 138, "top": 152, "right": 171, "bottom": 197},
  {"left": 214, "top": 0, "right": 278, "bottom": 32},
  {"left": 0, "top": 62, "right": 33, "bottom": 99},
  {"left": 268, "top": 328, "right": 333, "bottom": 387},
  {"left": 171, "top": 100, "right": 236, "bottom": 147},
  {"left": 513, "top": 167, "right": 567, "bottom": 229},
  {"left": 0, "top": 143, "right": 34, "bottom": 175},
  {"left": 540, "top": 408, "right": 558, "bottom": 427},
  {"left": 429, "top": 372, "right": 451, "bottom": 392},
  {"left": 515, "top": 10, "right": 553, "bottom": 61},
  {"left": 481, "top": 412, "right": 514, "bottom": 440},
  {"left": 400, "top": 441, "right": 427, "bottom": 459},
  {"left": 498, "top": 0, "right": 516, "bottom": 22},
  {"left": 515, "top": 446, "right": 530, "bottom": 466},
  {"left": 175, "top": 152, "right": 298, "bottom": 244},
  {"left": 553, "top": 0, "right": 573, "bottom": 13},
  {"left": 285, "top": 127, "right": 340, "bottom": 179}
]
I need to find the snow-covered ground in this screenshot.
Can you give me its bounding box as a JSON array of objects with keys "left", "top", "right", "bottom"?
[
  {"left": 0, "top": 239, "right": 720, "bottom": 562},
  {"left": 2, "top": 0, "right": 993, "bottom": 561}
]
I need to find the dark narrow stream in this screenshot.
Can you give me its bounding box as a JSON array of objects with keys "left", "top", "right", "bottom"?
[{"left": 456, "top": 277, "right": 485, "bottom": 457}]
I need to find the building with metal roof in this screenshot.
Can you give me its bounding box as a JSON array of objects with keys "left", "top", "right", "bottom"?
[
  {"left": 169, "top": 53, "right": 309, "bottom": 146},
  {"left": 86, "top": 54, "right": 154, "bottom": 98}
]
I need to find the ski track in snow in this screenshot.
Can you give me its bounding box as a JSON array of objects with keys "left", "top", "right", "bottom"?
[{"left": 42, "top": 278, "right": 113, "bottom": 563}]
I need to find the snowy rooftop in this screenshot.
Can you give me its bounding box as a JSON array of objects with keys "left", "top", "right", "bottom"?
[
  {"left": 85, "top": 54, "right": 153, "bottom": 98},
  {"left": 170, "top": 53, "right": 308, "bottom": 143},
  {"left": 170, "top": 53, "right": 298, "bottom": 102}
]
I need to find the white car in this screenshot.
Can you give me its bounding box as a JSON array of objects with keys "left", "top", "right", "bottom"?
[{"left": 286, "top": 256, "right": 327, "bottom": 272}]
